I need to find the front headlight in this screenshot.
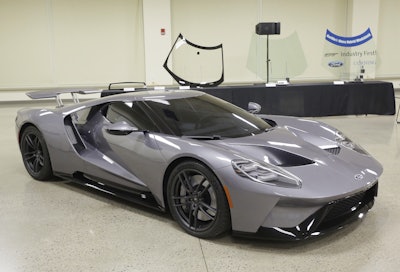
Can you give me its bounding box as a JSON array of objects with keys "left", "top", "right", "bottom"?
[
  {"left": 232, "top": 159, "right": 302, "bottom": 188},
  {"left": 335, "top": 131, "right": 368, "bottom": 155}
]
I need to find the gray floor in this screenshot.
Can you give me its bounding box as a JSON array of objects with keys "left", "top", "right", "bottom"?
[{"left": 1, "top": 102, "right": 400, "bottom": 272}]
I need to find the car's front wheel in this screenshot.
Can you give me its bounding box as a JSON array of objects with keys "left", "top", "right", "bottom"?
[
  {"left": 20, "top": 126, "right": 53, "bottom": 181},
  {"left": 167, "top": 160, "right": 231, "bottom": 238}
]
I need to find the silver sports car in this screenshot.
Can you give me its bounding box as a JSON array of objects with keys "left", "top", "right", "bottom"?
[{"left": 16, "top": 89, "right": 382, "bottom": 240}]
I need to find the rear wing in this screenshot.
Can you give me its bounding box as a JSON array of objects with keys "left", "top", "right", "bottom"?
[
  {"left": 26, "top": 89, "right": 103, "bottom": 107},
  {"left": 26, "top": 81, "right": 147, "bottom": 107}
]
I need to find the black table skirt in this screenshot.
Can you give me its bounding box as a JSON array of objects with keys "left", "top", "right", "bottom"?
[
  {"left": 101, "top": 81, "right": 395, "bottom": 117},
  {"left": 199, "top": 81, "right": 395, "bottom": 117}
]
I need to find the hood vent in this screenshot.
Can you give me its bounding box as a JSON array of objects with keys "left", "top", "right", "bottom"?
[
  {"left": 323, "top": 146, "right": 341, "bottom": 155},
  {"left": 260, "top": 146, "right": 314, "bottom": 167}
]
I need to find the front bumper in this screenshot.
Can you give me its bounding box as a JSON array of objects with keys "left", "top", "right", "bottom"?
[{"left": 232, "top": 182, "right": 378, "bottom": 241}]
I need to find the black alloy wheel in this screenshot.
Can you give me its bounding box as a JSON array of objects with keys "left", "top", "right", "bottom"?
[
  {"left": 167, "top": 161, "right": 231, "bottom": 238},
  {"left": 20, "top": 126, "right": 53, "bottom": 180}
]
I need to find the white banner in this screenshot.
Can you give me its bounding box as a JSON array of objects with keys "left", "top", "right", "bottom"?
[{"left": 322, "top": 28, "right": 377, "bottom": 80}]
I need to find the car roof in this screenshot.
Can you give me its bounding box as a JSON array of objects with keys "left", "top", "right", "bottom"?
[
  {"left": 56, "top": 89, "right": 206, "bottom": 113},
  {"left": 102, "top": 89, "right": 205, "bottom": 102}
]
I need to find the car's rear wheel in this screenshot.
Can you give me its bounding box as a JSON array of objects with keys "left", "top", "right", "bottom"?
[
  {"left": 20, "top": 126, "right": 53, "bottom": 180},
  {"left": 167, "top": 161, "right": 231, "bottom": 238}
]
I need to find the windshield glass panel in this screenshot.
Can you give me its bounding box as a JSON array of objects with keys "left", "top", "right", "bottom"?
[
  {"left": 143, "top": 94, "right": 270, "bottom": 138},
  {"left": 163, "top": 34, "right": 224, "bottom": 87}
]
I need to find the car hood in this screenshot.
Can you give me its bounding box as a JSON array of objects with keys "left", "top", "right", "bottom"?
[
  {"left": 211, "top": 126, "right": 382, "bottom": 199},
  {"left": 217, "top": 126, "right": 339, "bottom": 164}
]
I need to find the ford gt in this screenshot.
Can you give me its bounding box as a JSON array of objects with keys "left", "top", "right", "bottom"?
[{"left": 15, "top": 88, "right": 382, "bottom": 240}]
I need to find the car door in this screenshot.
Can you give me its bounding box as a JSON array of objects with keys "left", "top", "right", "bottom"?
[{"left": 97, "top": 101, "right": 167, "bottom": 188}]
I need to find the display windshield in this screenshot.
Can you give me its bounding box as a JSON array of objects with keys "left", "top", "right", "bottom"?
[{"left": 163, "top": 34, "right": 224, "bottom": 87}]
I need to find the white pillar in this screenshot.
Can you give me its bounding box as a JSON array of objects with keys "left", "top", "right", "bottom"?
[
  {"left": 142, "top": 0, "right": 172, "bottom": 86},
  {"left": 348, "top": 0, "right": 380, "bottom": 79}
]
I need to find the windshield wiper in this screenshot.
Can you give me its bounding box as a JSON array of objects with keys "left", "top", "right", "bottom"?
[{"left": 184, "top": 135, "right": 223, "bottom": 140}]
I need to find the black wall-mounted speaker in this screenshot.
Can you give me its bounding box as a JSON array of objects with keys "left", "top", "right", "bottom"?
[{"left": 255, "top": 22, "right": 281, "bottom": 35}]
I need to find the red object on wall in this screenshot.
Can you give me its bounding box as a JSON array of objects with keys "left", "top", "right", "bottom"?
[{"left": 161, "top": 28, "right": 165, "bottom": 35}]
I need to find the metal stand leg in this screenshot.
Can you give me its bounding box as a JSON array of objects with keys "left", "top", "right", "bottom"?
[{"left": 266, "top": 35, "right": 270, "bottom": 83}]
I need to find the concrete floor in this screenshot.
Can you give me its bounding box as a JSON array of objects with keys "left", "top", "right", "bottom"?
[{"left": 1, "top": 101, "right": 400, "bottom": 272}]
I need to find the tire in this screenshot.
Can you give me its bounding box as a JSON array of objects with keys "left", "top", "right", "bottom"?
[
  {"left": 167, "top": 160, "right": 231, "bottom": 238},
  {"left": 20, "top": 126, "right": 53, "bottom": 181}
]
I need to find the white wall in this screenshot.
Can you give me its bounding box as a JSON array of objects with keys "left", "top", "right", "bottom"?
[
  {"left": 376, "top": 0, "right": 400, "bottom": 78},
  {"left": 143, "top": 0, "right": 172, "bottom": 85},
  {"left": 0, "top": 0, "right": 399, "bottom": 92},
  {"left": 0, "top": 0, "right": 53, "bottom": 88},
  {"left": 0, "top": 0, "right": 145, "bottom": 90}
]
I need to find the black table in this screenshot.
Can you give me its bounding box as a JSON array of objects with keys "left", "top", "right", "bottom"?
[
  {"left": 101, "top": 81, "right": 395, "bottom": 117},
  {"left": 198, "top": 81, "right": 395, "bottom": 117}
]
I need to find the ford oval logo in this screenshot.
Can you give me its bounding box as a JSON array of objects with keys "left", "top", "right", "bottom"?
[
  {"left": 328, "top": 61, "right": 344, "bottom": 67},
  {"left": 354, "top": 174, "right": 364, "bottom": 180}
]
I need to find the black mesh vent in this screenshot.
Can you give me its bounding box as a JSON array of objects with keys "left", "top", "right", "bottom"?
[
  {"left": 324, "top": 192, "right": 365, "bottom": 222},
  {"left": 324, "top": 146, "right": 341, "bottom": 155},
  {"left": 318, "top": 183, "right": 378, "bottom": 230}
]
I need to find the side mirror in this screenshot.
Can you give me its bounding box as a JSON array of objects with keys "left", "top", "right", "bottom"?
[
  {"left": 248, "top": 102, "right": 261, "bottom": 114},
  {"left": 105, "top": 121, "right": 139, "bottom": 135}
]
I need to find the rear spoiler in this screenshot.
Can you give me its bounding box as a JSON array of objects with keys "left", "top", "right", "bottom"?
[
  {"left": 26, "top": 82, "right": 147, "bottom": 107},
  {"left": 26, "top": 89, "right": 103, "bottom": 107}
]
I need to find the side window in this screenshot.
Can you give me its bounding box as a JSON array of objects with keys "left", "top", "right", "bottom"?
[
  {"left": 105, "top": 101, "right": 158, "bottom": 132},
  {"left": 71, "top": 107, "right": 92, "bottom": 125}
]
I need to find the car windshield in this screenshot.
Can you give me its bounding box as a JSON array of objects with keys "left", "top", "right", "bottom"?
[
  {"left": 143, "top": 94, "right": 271, "bottom": 138},
  {"left": 163, "top": 34, "right": 224, "bottom": 87}
]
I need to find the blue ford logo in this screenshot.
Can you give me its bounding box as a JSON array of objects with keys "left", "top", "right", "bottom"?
[{"left": 328, "top": 61, "right": 344, "bottom": 67}]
